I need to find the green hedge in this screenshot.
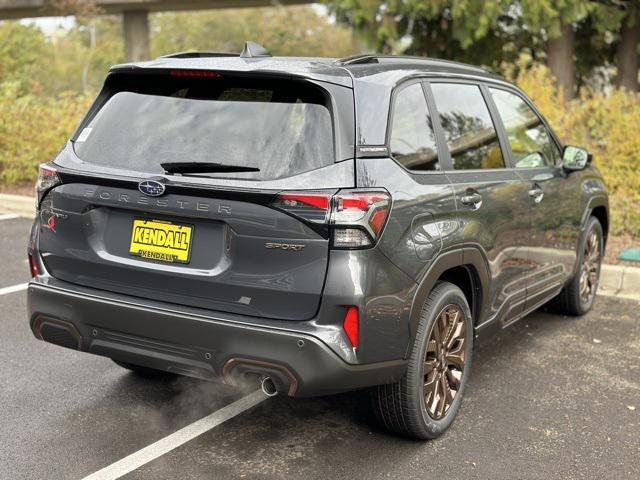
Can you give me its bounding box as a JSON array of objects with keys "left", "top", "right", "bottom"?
[
  {"left": 515, "top": 63, "right": 640, "bottom": 237},
  {"left": 1, "top": 64, "right": 639, "bottom": 236},
  {"left": 0, "top": 83, "right": 92, "bottom": 185}
]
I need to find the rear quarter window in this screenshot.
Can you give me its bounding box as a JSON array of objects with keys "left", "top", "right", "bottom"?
[{"left": 389, "top": 83, "right": 440, "bottom": 172}]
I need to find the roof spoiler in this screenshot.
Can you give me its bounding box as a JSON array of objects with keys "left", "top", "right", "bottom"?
[{"left": 161, "top": 41, "right": 272, "bottom": 60}]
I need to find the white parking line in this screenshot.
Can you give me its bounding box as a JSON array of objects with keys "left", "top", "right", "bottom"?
[
  {"left": 0, "top": 283, "right": 28, "bottom": 296},
  {"left": 82, "top": 389, "right": 268, "bottom": 480},
  {"left": 0, "top": 213, "right": 19, "bottom": 221}
]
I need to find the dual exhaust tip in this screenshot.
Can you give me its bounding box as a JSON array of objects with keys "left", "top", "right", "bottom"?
[{"left": 260, "top": 376, "right": 278, "bottom": 397}]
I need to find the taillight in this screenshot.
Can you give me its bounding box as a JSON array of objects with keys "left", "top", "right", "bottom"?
[
  {"left": 28, "top": 254, "right": 41, "bottom": 277},
  {"left": 330, "top": 191, "right": 391, "bottom": 248},
  {"left": 343, "top": 306, "right": 359, "bottom": 348},
  {"left": 271, "top": 190, "right": 391, "bottom": 249},
  {"left": 35, "top": 163, "right": 61, "bottom": 209},
  {"left": 270, "top": 192, "right": 332, "bottom": 224}
]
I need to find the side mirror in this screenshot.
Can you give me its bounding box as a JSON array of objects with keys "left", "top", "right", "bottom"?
[{"left": 562, "top": 145, "right": 591, "bottom": 171}]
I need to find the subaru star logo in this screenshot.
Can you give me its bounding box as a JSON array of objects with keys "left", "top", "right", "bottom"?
[{"left": 138, "top": 180, "right": 166, "bottom": 197}]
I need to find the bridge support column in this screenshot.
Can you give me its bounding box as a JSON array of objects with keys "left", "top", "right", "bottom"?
[{"left": 123, "top": 10, "right": 150, "bottom": 62}]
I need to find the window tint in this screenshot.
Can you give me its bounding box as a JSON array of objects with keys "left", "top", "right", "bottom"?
[
  {"left": 389, "top": 83, "right": 439, "bottom": 171},
  {"left": 489, "top": 88, "right": 561, "bottom": 168},
  {"left": 73, "top": 75, "right": 334, "bottom": 180},
  {"left": 430, "top": 83, "right": 505, "bottom": 170}
]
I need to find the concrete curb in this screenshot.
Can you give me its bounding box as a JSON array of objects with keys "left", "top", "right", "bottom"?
[
  {"left": 0, "top": 193, "right": 638, "bottom": 300},
  {"left": 599, "top": 264, "right": 640, "bottom": 301},
  {"left": 0, "top": 193, "right": 35, "bottom": 218}
]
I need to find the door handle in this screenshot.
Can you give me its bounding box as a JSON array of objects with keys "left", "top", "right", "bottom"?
[
  {"left": 528, "top": 185, "right": 544, "bottom": 203},
  {"left": 460, "top": 192, "right": 483, "bottom": 207}
]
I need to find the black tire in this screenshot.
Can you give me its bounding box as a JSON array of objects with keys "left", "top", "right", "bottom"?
[
  {"left": 550, "top": 216, "right": 603, "bottom": 316},
  {"left": 112, "top": 360, "right": 177, "bottom": 380},
  {"left": 371, "top": 282, "right": 473, "bottom": 440}
]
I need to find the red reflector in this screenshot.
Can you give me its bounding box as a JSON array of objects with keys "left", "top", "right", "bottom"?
[
  {"left": 28, "top": 254, "right": 40, "bottom": 277},
  {"left": 369, "top": 208, "right": 389, "bottom": 235},
  {"left": 343, "top": 306, "right": 359, "bottom": 348},
  {"left": 277, "top": 193, "right": 330, "bottom": 210},
  {"left": 169, "top": 69, "right": 221, "bottom": 78}
]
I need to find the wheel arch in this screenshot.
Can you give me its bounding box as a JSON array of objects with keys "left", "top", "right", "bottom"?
[
  {"left": 569, "top": 195, "right": 608, "bottom": 282},
  {"left": 407, "top": 248, "right": 490, "bottom": 355},
  {"left": 590, "top": 205, "right": 608, "bottom": 248},
  {"left": 582, "top": 195, "right": 609, "bottom": 247}
]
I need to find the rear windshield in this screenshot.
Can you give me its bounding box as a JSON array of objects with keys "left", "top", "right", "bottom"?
[{"left": 73, "top": 73, "right": 334, "bottom": 180}]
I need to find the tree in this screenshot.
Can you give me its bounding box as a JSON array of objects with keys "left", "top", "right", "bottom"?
[
  {"left": 0, "top": 6, "right": 358, "bottom": 97},
  {"left": 516, "top": 1, "right": 592, "bottom": 99},
  {"left": 43, "top": 16, "right": 123, "bottom": 94},
  {"left": 547, "top": 23, "right": 576, "bottom": 98},
  {"left": 327, "top": 1, "right": 561, "bottom": 79},
  {"left": 151, "top": 6, "right": 358, "bottom": 59},
  {"left": 326, "top": 1, "right": 639, "bottom": 97},
  {"left": 326, "top": 1, "right": 505, "bottom": 64},
  {"left": 0, "top": 22, "right": 53, "bottom": 95},
  {"left": 616, "top": 3, "right": 639, "bottom": 91}
]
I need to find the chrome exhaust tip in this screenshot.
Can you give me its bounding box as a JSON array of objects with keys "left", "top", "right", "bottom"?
[{"left": 260, "top": 376, "right": 278, "bottom": 397}]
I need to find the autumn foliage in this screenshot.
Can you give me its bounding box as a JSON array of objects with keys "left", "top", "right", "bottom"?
[
  {"left": 0, "top": 10, "right": 638, "bottom": 237},
  {"left": 514, "top": 62, "right": 640, "bottom": 236}
]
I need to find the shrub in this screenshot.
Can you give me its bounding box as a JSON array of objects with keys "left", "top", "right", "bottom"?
[
  {"left": 0, "top": 84, "right": 92, "bottom": 186},
  {"left": 515, "top": 63, "right": 640, "bottom": 237},
  {"left": 1, "top": 62, "right": 639, "bottom": 238}
]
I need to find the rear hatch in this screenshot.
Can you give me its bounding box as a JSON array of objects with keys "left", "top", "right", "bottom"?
[{"left": 37, "top": 69, "right": 355, "bottom": 321}]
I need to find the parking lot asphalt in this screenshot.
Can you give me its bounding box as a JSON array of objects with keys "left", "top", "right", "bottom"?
[
  {"left": 0, "top": 215, "right": 31, "bottom": 288},
  {"left": 1, "top": 215, "right": 638, "bottom": 480}
]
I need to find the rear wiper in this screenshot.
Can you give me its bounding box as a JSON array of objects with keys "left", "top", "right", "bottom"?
[{"left": 161, "top": 162, "right": 260, "bottom": 175}]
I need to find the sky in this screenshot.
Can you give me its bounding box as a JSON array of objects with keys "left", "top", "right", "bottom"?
[{"left": 23, "top": 16, "right": 75, "bottom": 33}]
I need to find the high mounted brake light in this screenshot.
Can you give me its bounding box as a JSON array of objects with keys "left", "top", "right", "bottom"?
[
  {"left": 169, "top": 69, "right": 222, "bottom": 78},
  {"left": 271, "top": 190, "right": 391, "bottom": 249}
]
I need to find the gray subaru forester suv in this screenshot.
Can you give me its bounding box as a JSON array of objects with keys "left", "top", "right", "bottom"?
[{"left": 28, "top": 42, "right": 608, "bottom": 439}]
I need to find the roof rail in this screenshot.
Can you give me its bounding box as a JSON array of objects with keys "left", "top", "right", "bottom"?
[
  {"left": 160, "top": 51, "right": 238, "bottom": 59},
  {"left": 337, "top": 53, "right": 489, "bottom": 74},
  {"left": 338, "top": 54, "right": 379, "bottom": 65}
]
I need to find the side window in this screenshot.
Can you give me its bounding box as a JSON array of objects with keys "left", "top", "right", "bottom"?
[
  {"left": 430, "top": 83, "right": 505, "bottom": 170},
  {"left": 389, "top": 83, "right": 440, "bottom": 171},
  {"left": 489, "top": 88, "right": 561, "bottom": 168}
]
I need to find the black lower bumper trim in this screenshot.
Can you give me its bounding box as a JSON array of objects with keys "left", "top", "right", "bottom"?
[
  {"left": 27, "top": 280, "right": 407, "bottom": 397},
  {"left": 32, "top": 316, "right": 83, "bottom": 351}
]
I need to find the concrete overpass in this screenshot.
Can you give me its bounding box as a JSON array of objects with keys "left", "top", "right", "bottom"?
[{"left": 0, "top": 0, "right": 314, "bottom": 61}]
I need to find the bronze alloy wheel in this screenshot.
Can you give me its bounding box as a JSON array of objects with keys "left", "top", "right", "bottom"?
[
  {"left": 423, "top": 304, "right": 466, "bottom": 420},
  {"left": 579, "top": 230, "right": 600, "bottom": 304}
]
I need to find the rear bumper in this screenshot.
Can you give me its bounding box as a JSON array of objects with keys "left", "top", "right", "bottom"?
[{"left": 27, "top": 279, "right": 407, "bottom": 397}]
